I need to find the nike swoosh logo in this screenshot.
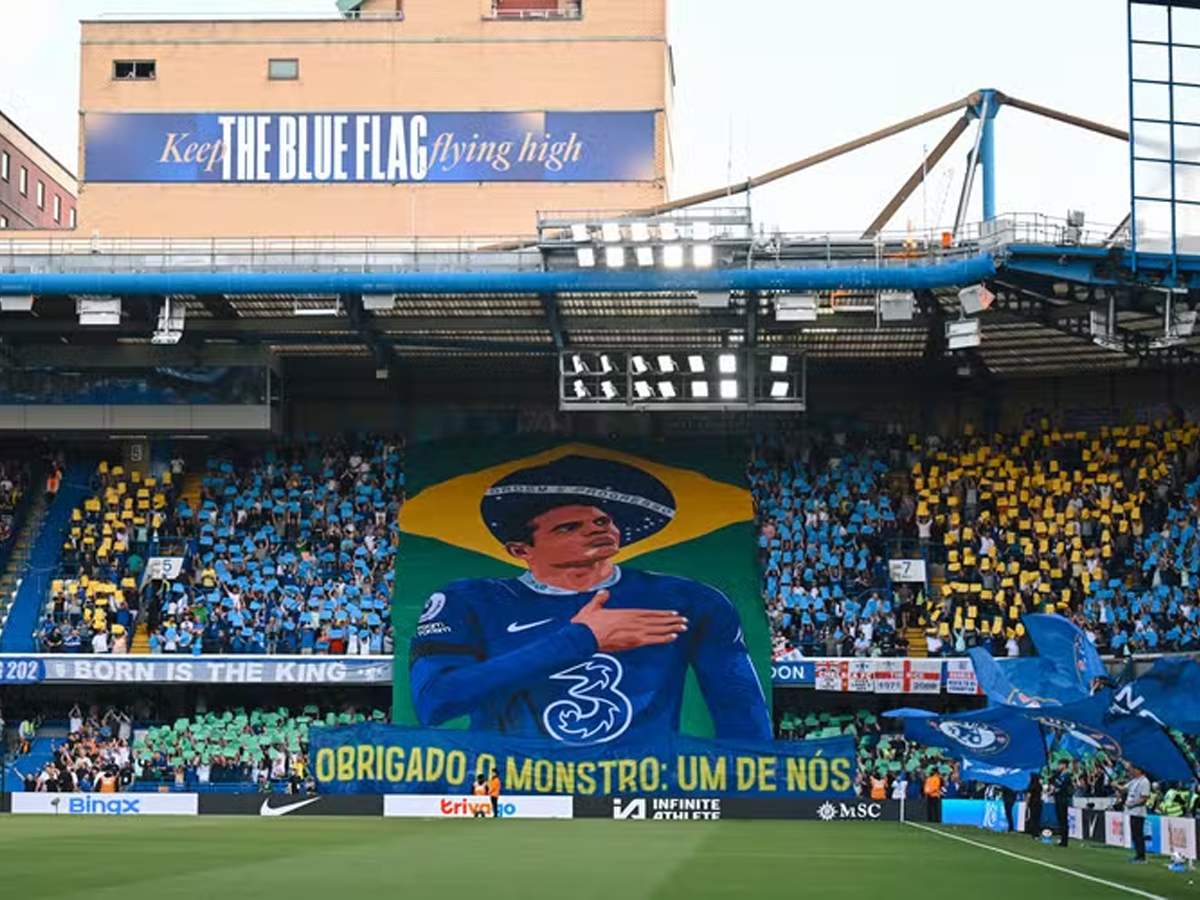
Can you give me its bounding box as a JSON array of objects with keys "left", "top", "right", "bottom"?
[
  {"left": 507, "top": 618, "right": 555, "bottom": 634},
  {"left": 260, "top": 797, "right": 321, "bottom": 817}
]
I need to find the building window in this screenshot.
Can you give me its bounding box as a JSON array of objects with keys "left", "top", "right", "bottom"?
[
  {"left": 0, "top": 215, "right": 7, "bottom": 229},
  {"left": 36, "top": 181, "right": 45, "bottom": 210},
  {"left": 0, "top": 151, "right": 7, "bottom": 182},
  {"left": 53, "top": 195, "right": 61, "bottom": 223},
  {"left": 268, "top": 58, "right": 299, "bottom": 80},
  {"left": 113, "top": 60, "right": 156, "bottom": 80},
  {"left": 70, "top": 208, "right": 77, "bottom": 229},
  {"left": 491, "top": 0, "right": 581, "bottom": 18},
  {"left": 18, "top": 166, "right": 26, "bottom": 196}
]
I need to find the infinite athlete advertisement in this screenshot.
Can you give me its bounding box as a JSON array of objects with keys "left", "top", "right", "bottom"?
[{"left": 311, "top": 440, "right": 854, "bottom": 797}]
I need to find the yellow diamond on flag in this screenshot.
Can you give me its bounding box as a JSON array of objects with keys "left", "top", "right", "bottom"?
[{"left": 399, "top": 443, "right": 753, "bottom": 566}]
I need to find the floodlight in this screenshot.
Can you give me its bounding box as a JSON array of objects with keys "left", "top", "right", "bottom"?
[
  {"left": 770, "top": 355, "right": 788, "bottom": 373},
  {"left": 572, "top": 380, "right": 589, "bottom": 399},
  {"left": 687, "top": 355, "right": 705, "bottom": 374},
  {"left": 362, "top": 294, "right": 396, "bottom": 312},
  {"left": 570, "top": 224, "right": 591, "bottom": 243},
  {"left": 776, "top": 295, "right": 819, "bottom": 323},
  {"left": 693, "top": 245, "right": 714, "bottom": 268},
  {"left": 631, "top": 355, "right": 650, "bottom": 375},
  {"left": 78, "top": 297, "right": 123, "bottom": 326},
  {"left": 598, "top": 354, "right": 615, "bottom": 374},
  {"left": 658, "top": 382, "right": 677, "bottom": 399},
  {"left": 577, "top": 247, "right": 596, "bottom": 268},
  {"left": 630, "top": 223, "right": 651, "bottom": 242},
  {"left": 635, "top": 246, "right": 655, "bottom": 267},
  {"left": 693, "top": 221, "right": 713, "bottom": 241},
  {"left": 770, "top": 381, "right": 790, "bottom": 399},
  {"left": 657, "top": 354, "right": 677, "bottom": 373},
  {"left": 569, "top": 353, "right": 587, "bottom": 375},
  {"left": 719, "top": 379, "right": 738, "bottom": 399},
  {"left": 663, "top": 245, "right": 685, "bottom": 269},
  {"left": 958, "top": 284, "right": 995, "bottom": 315},
  {"left": 605, "top": 246, "right": 626, "bottom": 268},
  {"left": 0, "top": 296, "right": 34, "bottom": 313},
  {"left": 633, "top": 381, "right": 654, "bottom": 400},
  {"left": 601, "top": 223, "right": 622, "bottom": 242},
  {"left": 718, "top": 353, "right": 737, "bottom": 374},
  {"left": 690, "top": 381, "right": 710, "bottom": 399},
  {"left": 600, "top": 381, "right": 619, "bottom": 400},
  {"left": 659, "top": 222, "right": 680, "bottom": 241}
]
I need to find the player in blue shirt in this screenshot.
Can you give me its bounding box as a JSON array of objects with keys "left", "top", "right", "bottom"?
[{"left": 409, "top": 455, "right": 772, "bottom": 745}]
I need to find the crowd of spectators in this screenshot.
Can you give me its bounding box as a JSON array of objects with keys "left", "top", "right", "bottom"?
[
  {"left": 134, "top": 705, "right": 381, "bottom": 791},
  {"left": 0, "top": 458, "right": 33, "bottom": 545},
  {"left": 3, "top": 703, "right": 381, "bottom": 793},
  {"left": 41, "top": 435, "right": 403, "bottom": 656},
  {"left": 756, "top": 419, "right": 1200, "bottom": 660},
  {"left": 9, "top": 705, "right": 134, "bottom": 793}
]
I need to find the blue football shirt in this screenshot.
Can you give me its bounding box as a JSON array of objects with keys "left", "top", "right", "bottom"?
[{"left": 409, "top": 566, "right": 771, "bottom": 745}]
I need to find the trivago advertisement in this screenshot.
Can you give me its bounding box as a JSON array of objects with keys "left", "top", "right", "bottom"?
[
  {"left": 312, "top": 439, "right": 853, "bottom": 797},
  {"left": 83, "top": 111, "right": 656, "bottom": 183}
]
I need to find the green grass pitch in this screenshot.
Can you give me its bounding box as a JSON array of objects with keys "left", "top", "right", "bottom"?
[{"left": 0, "top": 818, "right": 1191, "bottom": 899}]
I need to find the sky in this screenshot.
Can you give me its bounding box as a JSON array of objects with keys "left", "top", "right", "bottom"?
[{"left": 0, "top": 0, "right": 1134, "bottom": 235}]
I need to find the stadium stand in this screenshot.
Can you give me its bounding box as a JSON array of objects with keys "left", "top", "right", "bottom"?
[
  {"left": 757, "top": 421, "right": 1200, "bottom": 660},
  {"left": 752, "top": 433, "right": 909, "bottom": 661},
  {"left": 33, "top": 435, "right": 403, "bottom": 655},
  {"left": 0, "top": 459, "right": 93, "bottom": 654},
  {"left": 132, "top": 706, "right": 385, "bottom": 791},
  {"left": 3, "top": 704, "right": 383, "bottom": 794}
]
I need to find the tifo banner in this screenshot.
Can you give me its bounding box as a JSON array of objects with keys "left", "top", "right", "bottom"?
[
  {"left": 0, "top": 657, "right": 44, "bottom": 684},
  {"left": 393, "top": 438, "right": 772, "bottom": 745},
  {"left": 793, "top": 658, "right": 943, "bottom": 693},
  {"left": 309, "top": 723, "right": 857, "bottom": 798},
  {"left": 84, "top": 111, "right": 656, "bottom": 183},
  {"left": 945, "top": 658, "right": 981, "bottom": 695},
  {"left": 0, "top": 656, "right": 392, "bottom": 684},
  {"left": 11, "top": 793, "right": 197, "bottom": 816},
  {"left": 905, "top": 659, "right": 944, "bottom": 694},
  {"left": 770, "top": 661, "right": 814, "bottom": 685}
]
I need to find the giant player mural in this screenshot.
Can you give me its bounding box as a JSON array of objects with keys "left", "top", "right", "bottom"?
[{"left": 406, "top": 454, "right": 772, "bottom": 745}]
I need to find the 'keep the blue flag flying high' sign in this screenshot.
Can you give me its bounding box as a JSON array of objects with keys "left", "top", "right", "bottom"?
[{"left": 83, "top": 111, "right": 657, "bottom": 184}]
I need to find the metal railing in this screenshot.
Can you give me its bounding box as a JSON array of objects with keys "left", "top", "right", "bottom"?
[
  {"left": 89, "top": 8, "right": 405, "bottom": 22},
  {"left": 487, "top": 0, "right": 582, "bottom": 20}
]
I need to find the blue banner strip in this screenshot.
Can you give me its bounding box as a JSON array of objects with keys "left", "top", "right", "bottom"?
[
  {"left": 84, "top": 111, "right": 657, "bottom": 184},
  {"left": 309, "top": 723, "right": 857, "bottom": 798}
]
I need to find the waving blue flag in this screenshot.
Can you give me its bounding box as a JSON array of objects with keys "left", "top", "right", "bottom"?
[
  {"left": 1115, "top": 656, "right": 1200, "bottom": 734},
  {"left": 1030, "top": 691, "right": 1195, "bottom": 783},
  {"left": 1023, "top": 614, "right": 1108, "bottom": 693},
  {"left": 968, "top": 616, "right": 1105, "bottom": 709},
  {"left": 885, "top": 706, "right": 1048, "bottom": 770},
  {"left": 961, "top": 758, "right": 1037, "bottom": 792}
]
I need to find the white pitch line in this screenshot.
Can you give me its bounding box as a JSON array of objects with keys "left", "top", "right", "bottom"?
[{"left": 906, "top": 822, "right": 1168, "bottom": 900}]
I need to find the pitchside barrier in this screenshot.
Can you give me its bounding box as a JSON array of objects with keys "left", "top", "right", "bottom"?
[
  {"left": 939, "top": 798, "right": 1200, "bottom": 861},
  {"left": 0, "top": 793, "right": 922, "bottom": 822},
  {"left": 1, "top": 791, "right": 1193, "bottom": 856}
]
